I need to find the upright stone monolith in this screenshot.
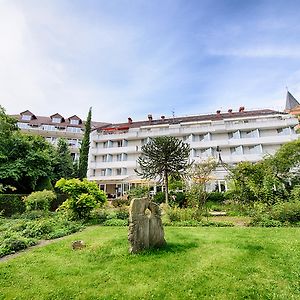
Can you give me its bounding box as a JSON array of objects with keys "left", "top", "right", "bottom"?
[{"left": 128, "top": 198, "right": 166, "bottom": 253}]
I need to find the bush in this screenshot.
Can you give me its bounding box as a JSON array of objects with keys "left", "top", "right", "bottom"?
[
  {"left": 24, "top": 190, "right": 56, "bottom": 211},
  {"left": 169, "top": 192, "right": 187, "bottom": 207},
  {"left": 127, "top": 187, "right": 149, "bottom": 199},
  {"left": 166, "top": 207, "right": 202, "bottom": 222},
  {"left": 291, "top": 185, "right": 300, "bottom": 201},
  {"left": 55, "top": 178, "right": 107, "bottom": 219},
  {"left": 207, "top": 192, "right": 224, "bottom": 203},
  {"left": 153, "top": 192, "right": 165, "bottom": 204},
  {"left": 0, "top": 194, "right": 27, "bottom": 216},
  {"left": 271, "top": 201, "right": 300, "bottom": 223},
  {"left": 115, "top": 209, "right": 129, "bottom": 220},
  {"left": 0, "top": 235, "right": 37, "bottom": 257},
  {"left": 111, "top": 197, "right": 130, "bottom": 207}
]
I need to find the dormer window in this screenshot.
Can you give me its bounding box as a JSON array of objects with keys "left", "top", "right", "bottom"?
[
  {"left": 52, "top": 117, "right": 62, "bottom": 123},
  {"left": 50, "top": 113, "right": 64, "bottom": 124},
  {"left": 21, "top": 114, "right": 32, "bottom": 121},
  {"left": 20, "top": 110, "right": 36, "bottom": 121},
  {"left": 70, "top": 119, "right": 79, "bottom": 125}
]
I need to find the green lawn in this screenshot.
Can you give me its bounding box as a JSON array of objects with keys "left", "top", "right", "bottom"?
[{"left": 1, "top": 226, "right": 300, "bottom": 300}]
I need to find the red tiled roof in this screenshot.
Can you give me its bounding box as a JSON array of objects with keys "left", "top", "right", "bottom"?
[{"left": 95, "top": 109, "right": 285, "bottom": 131}]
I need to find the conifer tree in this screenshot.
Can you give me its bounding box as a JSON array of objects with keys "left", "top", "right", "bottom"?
[{"left": 78, "top": 107, "right": 92, "bottom": 179}]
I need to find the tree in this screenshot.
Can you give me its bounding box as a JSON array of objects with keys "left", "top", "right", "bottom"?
[
  {"left": 78, "top": 107, "right": 92, "bottom": 179},
  {"left": 0, "top": 133, "right": 57, "bottom": 193},
  {"left": 136, "top": 136, "right": 191, "bottom": 204},
  {"left": 53, "top": 138, "right": 75, "bottom": 181},
  {"left": 188, "top": 158, "right": 218, "bottom": 209}
]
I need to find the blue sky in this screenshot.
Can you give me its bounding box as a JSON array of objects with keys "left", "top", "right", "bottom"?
[{"left": 1, "top": 0, "right": 300, "bottom": 122}]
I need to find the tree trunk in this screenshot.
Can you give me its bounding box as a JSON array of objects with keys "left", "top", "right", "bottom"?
[{"left": 164, "top": 170, "right": 169, "bottom": 205}]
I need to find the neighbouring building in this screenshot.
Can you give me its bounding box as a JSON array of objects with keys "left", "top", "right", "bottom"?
[
  {"left": 11, "top": 110, "right": 108, "bottom": 161},
  {"left": 88, "top": 102, "right": 299, "bottom": 197},
  {"left": 285, "top": 91, "right": 300, "bottom": 130}
]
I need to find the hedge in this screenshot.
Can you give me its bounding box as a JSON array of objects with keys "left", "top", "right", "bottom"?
[
  {"left": 0, "top": 194, "right": 27, "bottom": 216},
  {"left": 0, "top": 193, "right": 68, "bottom": 217}
]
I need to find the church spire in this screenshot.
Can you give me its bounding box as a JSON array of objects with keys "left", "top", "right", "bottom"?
[{"left": 285, "top": 91, "right": 300, "bottom": 111}]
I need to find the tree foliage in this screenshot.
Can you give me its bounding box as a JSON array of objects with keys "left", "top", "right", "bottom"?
[
  {"left": 187, "top": 158, "right": 218, "bottom": 208},
  {"left": 0, "top": 133, "right": 57, "bottom": 193},
  {"left": 228, "top": 139, "right": 300, "bottom": 204},
  {"left": 136, "top": 136, "right": 191, "bottom": 204},
  {"left": 78, "top": 107, "right": 92, "bottom": 179},
  {"left": 53, "top": 138, "right": 75, "bottom": 181}
]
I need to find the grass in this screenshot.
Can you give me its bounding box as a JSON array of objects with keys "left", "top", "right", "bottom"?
[{"left": 1, "top": 226, "right": 300, "bottom": 299}]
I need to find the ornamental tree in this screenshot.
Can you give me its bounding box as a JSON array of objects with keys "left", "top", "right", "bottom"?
[{"left": 136, "top": 136, "right": 192, "bottom": 204}]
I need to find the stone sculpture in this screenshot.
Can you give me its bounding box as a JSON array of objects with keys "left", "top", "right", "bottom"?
[{"left": 128, "top": 198, "right": 166, "bottom": 253}]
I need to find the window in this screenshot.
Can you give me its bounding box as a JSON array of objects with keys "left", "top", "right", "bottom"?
[
  {"left": 70, "top": 119, "right": 79, "bottom": 125},
  {"left": 52, "top": 117, "right": 61, "bottom": 123},
  {"left": 122, "top": 153, "right": 127, "bottom": 161},
  {"left": 106, "top": 169, "right": 112, "bottom": 176},
  {"left": 277, "top": 127, "right": 290, "bottom": 135},
  {"left": 116, "top": 168, "right": 122, "bottom": 175},
  {"left": 42, "top": 125, "right": 56, "bottom": 131},
  {"left": 103, "top": 142, "right": 108, "bottom": 148},
  {"left": 228, "top": 131, "right": 240, "bottom": 139},
  {"left": 17, "top": 122, "right": 29, "bottom": 129},
  {"left": 102, "top": 155, "right": 107, "bottom": 162},
  {"left": 100, "top": 169, "right": 106, "bottom": 176},
  {"left": 116, "top": 154, "right": 122, "bottom": 161},
  {"left": 21, "top": 114, "right": 31, "bottom": 121},
  {"left": 230, "top": 146, "right": 243, "bottom": 155},
  {"left": 122, "top": 168, "right": 127, "bottom": 175},
  {"left": 67, "top": 127, "right": 82, "bottom": 133},
  {"left": 117, "top": 140, "right": 122, "bottom": 147}
]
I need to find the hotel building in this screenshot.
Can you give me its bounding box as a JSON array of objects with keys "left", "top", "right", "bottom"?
[
  {"left": 88, "top": 102, "right": 299, "bottom": 197},
  {"left": 12, "top": 110, "right": 108, "bottom": 161}
]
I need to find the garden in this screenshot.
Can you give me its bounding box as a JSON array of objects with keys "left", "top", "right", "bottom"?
[{"left": 1, "top": 106, "right": 300, "bottom": 298}]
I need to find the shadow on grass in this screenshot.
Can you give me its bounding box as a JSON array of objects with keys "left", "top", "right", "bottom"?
[{"left": 137, "top": 242, "right": 199, "bottom": 256}]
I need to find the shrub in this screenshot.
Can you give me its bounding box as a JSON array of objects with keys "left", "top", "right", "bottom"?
[
  {"left": 166, "top": 207, "right": 202, "bottom": 222},
  {"left": 207, "top": 192, "right": 224, "bottom": 203},
  {"left": 153, "top": 192, "right": 165, "bottom": 204},
  {"left": 90, "top": 208, "right": 108, "bottom": 224},
  {"left": 115, "top": 209, "right": 129, "bottom": 220},
  {"left": 24, "top": 190, "right": 56, "bottom": 211},
  {"left": 0, "top": 194, "right": 27, "bottom": 216},
  {"left": 55, "top": 178, "right": 107, "bottom": 219},
  {"left": 271, "top": 201, "right": 300, "bottom": 223},
  {"left": 291, "top": 185, "right": 300, "bottom": 201},
  {"left": 111, "top": 197, "right": 130, "bottom": 207},
  {"left": 127, "top": 186, "right": 149, "bottom": 199},
  {"left": 0, "top": 235, "right": 37, "bottom": 257},
  {"left": 169, "top": 192, "right": 187, "bottom": 207}
]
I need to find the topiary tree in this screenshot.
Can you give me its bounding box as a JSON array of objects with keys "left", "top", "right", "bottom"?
[
  {"left": 55, "top": 178, "right": 107, "bottom": 219},
  {"left": 78, "top": 107, "right": 92, "bottom": 179},
  {"left": 136, "top": 136, "right": 192, "bottom": 204}
]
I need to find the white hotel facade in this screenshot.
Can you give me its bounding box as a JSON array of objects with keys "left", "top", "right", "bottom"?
[{"left": 88, "top": 107, "right": 299, "bottom": 197}]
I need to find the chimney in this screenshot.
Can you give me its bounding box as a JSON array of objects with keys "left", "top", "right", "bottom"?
[
  {"left": 148, "top": 114, "right": 153, "bottom": 122},
  {"left": 228, "top": 109, "right": 233, "bottom": 114},
  {"left": 216, "top": 110, "right": 221, "bottom": 115},
  {"left": 128, "top": 117, "right": 133, "bottom": 124},
  {"left": 161, "top": 115, "right": 165, "bottom": 121},
  {"left": 239, "top": 106, "right": 245, "bottom": 112}
]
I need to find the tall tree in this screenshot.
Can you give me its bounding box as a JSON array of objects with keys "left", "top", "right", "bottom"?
[
  {"left": 136, "top": 136, "right": 191, "bottom": 204},
  {"left": 53, "top": 138, "right": 75, "bottom": 181},
  {"left": 78, "top": 107, "right": 92, "bottom": 179}
]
